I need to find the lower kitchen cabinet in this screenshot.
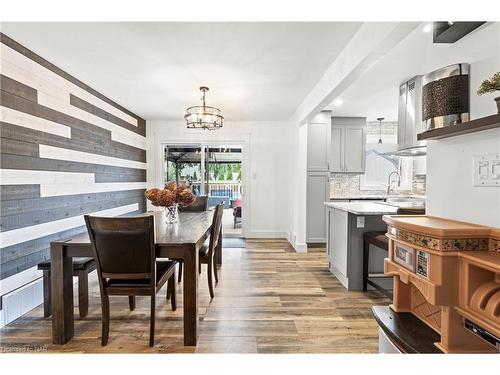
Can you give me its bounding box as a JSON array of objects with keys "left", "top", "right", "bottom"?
[
  {"left": 328, "top": 208, "right": 349, "bottom": 282},
  {"left": 306, "top": 172, "right": 329, "bottom": 243}
]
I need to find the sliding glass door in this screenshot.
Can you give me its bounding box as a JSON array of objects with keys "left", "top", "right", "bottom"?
[
  {"left": 164, "top": 144, "right": 244, "bottom": 237},
  {"left": 164, "top": 144, "right": 205, "bottom": 195}
]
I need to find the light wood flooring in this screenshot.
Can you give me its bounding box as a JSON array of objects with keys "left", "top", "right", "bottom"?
[{"left": 0, "top": 240, "right": 390, "bottom": 353}]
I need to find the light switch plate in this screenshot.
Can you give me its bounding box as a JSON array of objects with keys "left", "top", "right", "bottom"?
[
  {"left": 473, "top": 154, "right": 500, "bottom": 186},
  {"left": 357, "top": 216, "right": 365, "bottom": 228}
]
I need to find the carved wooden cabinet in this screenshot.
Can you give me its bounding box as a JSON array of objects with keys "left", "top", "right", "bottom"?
[{"left": 382, "top": 215, "right": 499, "bottom": 353}]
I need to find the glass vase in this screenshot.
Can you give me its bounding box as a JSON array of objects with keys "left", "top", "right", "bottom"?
[{"left": 164, "top": 204, "right": 179, "bottom": 224}]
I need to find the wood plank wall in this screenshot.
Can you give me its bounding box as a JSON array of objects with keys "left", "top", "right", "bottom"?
[{"left": 0, "top": 33, "right": 147, "bottom": 280}]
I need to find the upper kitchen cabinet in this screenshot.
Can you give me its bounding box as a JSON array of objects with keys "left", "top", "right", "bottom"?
[
  {"left": 330, "top": 117, "right": 367, "bottom": 173},
  {"left": 307, "top": 111, "right": 332, "bottom": 171}
]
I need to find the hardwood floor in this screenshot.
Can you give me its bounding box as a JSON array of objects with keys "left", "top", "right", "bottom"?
[{"left": 0, "top": 240, "right": 390, "bottom": 353}]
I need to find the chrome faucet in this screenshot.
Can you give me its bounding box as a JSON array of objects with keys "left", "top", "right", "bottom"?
[{"left": 387, "top": 171, "right": 401, "bottom": 196}]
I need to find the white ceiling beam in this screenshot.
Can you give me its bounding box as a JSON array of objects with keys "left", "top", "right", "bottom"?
[{"left": 290, "top": 22, "right": 421, "bottom": 125}]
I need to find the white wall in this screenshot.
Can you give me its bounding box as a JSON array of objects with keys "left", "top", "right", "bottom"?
[
  {"left": 146, "top": 121, "right": 293, "bottom": 238},
  {"left": 288, "top": 123, "right": 308, "bottom": 252},
  {"left": 426, "top": 128, "right": 500, "bottom": 227},
  {"left": 425, "top": 23, "right": 500, "bottom": 227}
]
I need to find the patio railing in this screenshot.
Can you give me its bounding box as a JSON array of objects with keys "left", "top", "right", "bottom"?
[
  {"left": 208, "top": 182, "right": 241, "bottom": 199},
  {"left": 185, "top": 181, "right": 241, "bottom": 200}
]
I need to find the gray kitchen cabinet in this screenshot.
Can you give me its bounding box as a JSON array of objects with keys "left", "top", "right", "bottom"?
[
  {"left": 330, "top": 126, "right": 343, "bottom": 172},
  {"left": 307, "top": 112, "right": 331, "bottom": 171},
  {"left": 330, "top": 117, "right": 367, "bottom": 173},
  {"left": 306, "top": 172, "right": 330, "bottom": 243}
]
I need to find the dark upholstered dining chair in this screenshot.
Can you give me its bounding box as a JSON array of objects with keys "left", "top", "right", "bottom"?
[
  {"left": 199, "top": 203, "right": 224, "bottom": 299},
  {"left": 176, "top": 195, "right": 208, "bottom": 282},
  {"left": 84, "top": 215, "right": 177, "bottom": 347},
  {"left": 179, "top": 195, "right": 208, "bottom": 212},
  {"left": 175, "top": 203, "right": 224, "bottom": 299}
]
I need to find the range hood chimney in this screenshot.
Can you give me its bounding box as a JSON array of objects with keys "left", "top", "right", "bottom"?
[{"left": 387, "top": 76, "right": 427, "bottom": 157}]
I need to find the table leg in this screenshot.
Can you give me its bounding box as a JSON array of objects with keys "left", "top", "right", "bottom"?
[
  {"left": 183, "top": 244, "right": 199, "bottom": 346},
  {"left": 51, "top": 243, "right": 74, "bottom": 344}
]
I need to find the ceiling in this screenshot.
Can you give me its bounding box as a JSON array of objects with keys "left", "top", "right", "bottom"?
[
  {"left": 324, "top": 22, "right": 496, "bottom": 121},
  {"left": 1, "top": 22, "right": 361, "bottom": 121},
  {"left": 325, "top": 23, "right": 429, "bottom": 121}
]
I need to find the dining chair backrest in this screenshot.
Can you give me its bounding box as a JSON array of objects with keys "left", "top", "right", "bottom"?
[
  {"left": 208, "top": 203, "right": 224, "bottom": 256},
  {"left": 180, "top": 195, "right": 208, "bottom": 212},
  {"left": 84, "top": 215, "right": 156, "bottom": 281}
]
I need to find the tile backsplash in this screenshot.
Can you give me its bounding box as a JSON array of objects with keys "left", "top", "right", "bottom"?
[
  {"left": 330, "top": 173, "right": 388, "bottom": 198},
  {"left": 329, "top": 169, "right": 426, "bottom": 198}
]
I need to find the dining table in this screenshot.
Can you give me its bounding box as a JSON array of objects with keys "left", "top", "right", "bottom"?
[{"left": 49, "top": 210, "right": 220, "bottom": 346}]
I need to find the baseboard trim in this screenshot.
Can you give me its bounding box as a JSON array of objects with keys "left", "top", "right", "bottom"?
[
  {"left": 293, "top": 242, "right": 308, "bottom": 253},
  {"left": 246, "top": 231, "right": 288, "bottom": 239}
]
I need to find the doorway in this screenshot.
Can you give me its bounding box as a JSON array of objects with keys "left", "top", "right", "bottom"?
[{"left": 164, "top": 144, "right": 245, "bottom": 238}]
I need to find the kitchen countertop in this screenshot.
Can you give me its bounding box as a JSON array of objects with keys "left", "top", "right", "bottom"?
[
  {"left": 324, "top": 201, "right": 399, "bottom": 215},
  {"left": 372, "top": 306, "right": 442, "bottom": 353},
  {"left": 330, "top": 196, "right": 386, "bottom": 200},
  {"left": 330, "top": 194, "right": 426, "bottom": 200}
]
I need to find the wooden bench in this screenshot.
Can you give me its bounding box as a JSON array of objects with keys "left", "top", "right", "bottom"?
[{"left": 38, "top": 257, "right": 96, "bottom": 318}]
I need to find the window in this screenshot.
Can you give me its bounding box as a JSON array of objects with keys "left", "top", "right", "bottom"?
[{"left": 360, "top": 143, "right": 413, "bottom": 191}]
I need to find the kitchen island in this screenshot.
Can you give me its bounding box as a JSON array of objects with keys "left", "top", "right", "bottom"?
[{"left": 324, "top": 201, "right": 398, "bottom": 290}]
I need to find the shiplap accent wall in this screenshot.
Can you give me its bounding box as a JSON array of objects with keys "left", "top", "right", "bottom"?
[{"left": 0, "top": 33, "right": 147, "bottom": 281}]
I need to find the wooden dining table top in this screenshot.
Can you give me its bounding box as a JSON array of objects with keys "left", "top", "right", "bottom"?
[{"left": 58, "top": 210, "right": 214, "bottom": 246}]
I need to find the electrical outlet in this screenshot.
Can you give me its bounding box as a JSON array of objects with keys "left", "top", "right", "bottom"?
[{"left": 357, "top": 216, "right": 365, "bottom": 228}]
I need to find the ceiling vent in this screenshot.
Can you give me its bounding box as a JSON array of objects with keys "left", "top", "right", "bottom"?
[{"left": 433, "top": 22, "right": 486, "bottom": 43}]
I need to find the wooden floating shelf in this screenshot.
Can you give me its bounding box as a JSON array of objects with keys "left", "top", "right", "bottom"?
[{"left": 417, "top": 113, "right": 500, "bottom": 141}]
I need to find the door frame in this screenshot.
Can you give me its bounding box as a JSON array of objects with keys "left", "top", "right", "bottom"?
[{"left": 153, "top": 131, "right": 250, "bottom": 238}]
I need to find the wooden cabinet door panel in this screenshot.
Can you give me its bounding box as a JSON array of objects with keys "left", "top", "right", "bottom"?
[
  {"left": 306, "top": 172, "right": 329, "bottom": 242},
  {"left": 307, "top": 123, "right": 330, "bottom": 171},
  {"left": 344, "top": 127, "right": 366, "bottom": 173},
  {"left": 330, "top": 126, "right": 343, "bottom": 172}
]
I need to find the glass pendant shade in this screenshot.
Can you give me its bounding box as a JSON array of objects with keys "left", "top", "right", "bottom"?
[{"left": 185, "top": 87, "right": 224, "bottom": 130}]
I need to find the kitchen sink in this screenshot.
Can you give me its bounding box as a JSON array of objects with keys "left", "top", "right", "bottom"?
[{"left": 382, "top": 196, "right": 426, "bottom": 208}]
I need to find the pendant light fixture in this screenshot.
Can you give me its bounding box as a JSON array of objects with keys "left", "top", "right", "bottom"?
[
  {"left": 377, "top": 117, "right": 384, "bottom": 144},
  {"left": 185, "top": 86, "right": 224, "bottom": 131}
]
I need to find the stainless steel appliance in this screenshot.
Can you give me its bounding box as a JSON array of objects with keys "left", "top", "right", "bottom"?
[
  {"left": 389, "top": 76, "right": 427, "bottom": 156},
  {"left": 422, "top": 63, "right": 470, "bottom": 130}
]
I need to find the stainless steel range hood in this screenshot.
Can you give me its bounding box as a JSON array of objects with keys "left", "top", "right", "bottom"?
[
  {"left": 387, "top": 145, "right": 427, "bottom": 157},
  {"left": 386, "top": 75, "right": 427, "bottom": 156}
]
